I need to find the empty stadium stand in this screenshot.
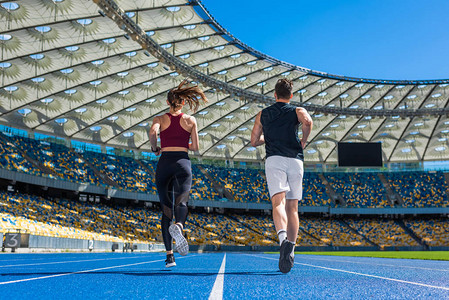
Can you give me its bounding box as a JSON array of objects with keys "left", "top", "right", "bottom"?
[
  {"left": 0, "top": 133, "right": 449, "bottom": 209},
  {"left": 1, "top": 190, "right": 448, "bottom": 249}
]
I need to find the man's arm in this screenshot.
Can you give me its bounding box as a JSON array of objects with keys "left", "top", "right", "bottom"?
[
  {"left": 251, "top": 112, "right": 265, "bottom": 147},
  {"left": 149, "top": 116, "right": 161, "bottom": 155},
  {"left": 296, "top": 107, "right": 313, "bottom": 149}
]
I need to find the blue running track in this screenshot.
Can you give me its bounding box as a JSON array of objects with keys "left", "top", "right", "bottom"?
[{"left": 0, "top": 252, "right": 448, "bottom": 299}]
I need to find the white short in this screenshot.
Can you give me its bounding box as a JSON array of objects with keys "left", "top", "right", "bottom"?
[{"left": 265, "top": 156, "right": 304, "bottom": 200}]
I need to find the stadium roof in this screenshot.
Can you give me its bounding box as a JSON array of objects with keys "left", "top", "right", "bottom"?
[{"left": 1, "top": 0, "right": 449, "bottom": 163}]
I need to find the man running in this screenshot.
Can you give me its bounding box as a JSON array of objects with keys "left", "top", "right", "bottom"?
[{"left": 251, "top": 78, "right": 313, "bottom": 273}]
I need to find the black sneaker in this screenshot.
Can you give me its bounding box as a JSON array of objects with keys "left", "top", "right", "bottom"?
[
  {"left": 165, "top": 254, "right": 176, "bottom": 268},
  {"left": 279, "top": 240, "right": 294, "bottom": 274}
]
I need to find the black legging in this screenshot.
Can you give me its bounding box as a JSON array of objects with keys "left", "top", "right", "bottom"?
[{"left": 155, "top": 151, "right": 192, "bottom": 251}]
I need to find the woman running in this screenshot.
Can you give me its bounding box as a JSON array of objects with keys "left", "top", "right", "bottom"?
[{"left": 149, "top": 79, "right": 207, "bottom": 267}]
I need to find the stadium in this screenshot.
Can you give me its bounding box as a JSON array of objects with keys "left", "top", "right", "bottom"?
[{"left": 0, "top": 0, "right": 448, "bottom": 298}]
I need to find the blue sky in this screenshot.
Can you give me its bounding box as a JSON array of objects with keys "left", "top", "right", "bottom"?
[{"left": 201, "top": 0, "right": 449, "bottom": 81}]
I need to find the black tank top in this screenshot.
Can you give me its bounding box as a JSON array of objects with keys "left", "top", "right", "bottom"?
[{"left": 261, "top": 102, "right": 304, "bottom": 160}]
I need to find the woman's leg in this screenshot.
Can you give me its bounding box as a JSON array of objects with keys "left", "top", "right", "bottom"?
[
  {"left": 172, "top": 158, "right": 192, "bottom": 228},
  {"left": 161, "top": 210, "right": 173, "bottom": 254},
  {"left": 155, "top": 159, "right": 175, "bottom": 254},
  {"left": 168, "top": 158, "right": 192, "bottom": 256}
]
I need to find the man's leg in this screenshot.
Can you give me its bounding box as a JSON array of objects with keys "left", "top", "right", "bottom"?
[
  {"left": 285, "top": 199, "right": 299, "bottom": 243},
  {"left": 277, "top": 199, "right": 298, "bottom": 274},
  {"left": 285, "top": 157, "right": 303, "bottom": 245},
  {"left": 271, "top": 192, "right": 288, "bottom": 244},
  {"left": 277, "top": 198, "right": 298, "bottom": 274}
]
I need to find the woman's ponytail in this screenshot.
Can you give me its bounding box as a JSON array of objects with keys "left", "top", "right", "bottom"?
[{"left": 167, "top": 80, "right": 208, "bottom": 112}]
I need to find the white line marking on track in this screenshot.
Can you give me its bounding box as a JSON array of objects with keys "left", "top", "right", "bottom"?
[
  {"left": 208, "top": 254, "right": 227, "bottom": 300},
  {"left": 0, "top": 253, "right": 148, "bottom": 263},
  {"left": 0, "top": 258, "right": 48, "bottom": 263},
  {"left": 298, "top": 256, "right": 449, "bottom": 272},
  {"left": 0, "top": 255, "right": 195, "bottom": 285},
  {"left": 250, "top": 254, "right": 449, "bottom": 291},
  {"left": 0, "top": 255, "right": 153, "bottom": 268}
]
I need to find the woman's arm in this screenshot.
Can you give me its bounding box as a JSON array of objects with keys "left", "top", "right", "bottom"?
[
  {"left": 149, "top": 116, "right": 161, "bottom": 155},
  {"left": 189, "top": 116, "right": 199, "bottom": 152}
]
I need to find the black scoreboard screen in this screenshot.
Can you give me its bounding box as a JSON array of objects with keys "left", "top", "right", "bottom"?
[{"left": 337, "top": 142, "right": 383, "bottom": 167}]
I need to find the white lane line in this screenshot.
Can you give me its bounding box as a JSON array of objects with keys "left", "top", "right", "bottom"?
[
  {"left": 208, "top": 254, "right": 227, "bottom": 300},
  {"left": 0, "top": 255, "right": 194, "bottom": 285},
  {"left": 298, "top": 256, "right": 449, "bottom": 272},
  {"left": 0, "top": 253, "right": 148, "bottom": 263},
  {"left": 0, "top": 255, "right": 153, "bottom": 268},
  {"left": 0, "top": 258, "right": 48, "bottom": 262},
  {"left": 249, "top": 254, "right": 449, "bottom": 291}
]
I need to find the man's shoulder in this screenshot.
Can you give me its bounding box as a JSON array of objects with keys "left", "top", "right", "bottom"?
[
  {"left": 262, "top": 103, "right": 279, "bottom": 112},
  {"left": 261, "top": 105, "right": 271, "bottom": 115},
  {"left": 284, "top": 103, "right": 297, "bottom": 110}
]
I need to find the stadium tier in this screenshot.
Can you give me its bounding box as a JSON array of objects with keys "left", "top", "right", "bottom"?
[
  {"left": 202, "top": 165, "right": 269, "bottom": 202},
  {"left": 0, "top": 133, "right": 449, "bottom": 208},
  {"left": 0, "top": 192, "right": 124, "bottom": 242},
  {"left": 0, "top": 134, "right": 43, "bottom": 177},
  {"left": 403, "top": 219, "right": 449, "bottom": 247},
  {"left": 346, "top": 219, "right": 419, "bottom": 248},
  {"left": 82, "top": 150, "right": 155, "bottom": 192},
  {"left": 2, "top": 191, "right": 448, "bottom": 248},
  {"left": 191, "top": 165, "right": 221, "bottom": 201},
  {"left": 385, "top": 171, "right": 449, "bottom": 208},
  {"left": 324, "top": 172, "right": 390, "bottom": 208},
  {"left": 5, "top": 134, "right": 104, "bottom": 186},
  {"left": 303, "top": 172, "right": 332, "bottom": 206},
  {"left": 299, "top": 218, "right": 371, "bottom": 247}
]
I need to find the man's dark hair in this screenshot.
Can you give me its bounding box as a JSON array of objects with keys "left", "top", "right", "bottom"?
[{"left": 275, "top": 78, "right": 293, "bottom": 100}]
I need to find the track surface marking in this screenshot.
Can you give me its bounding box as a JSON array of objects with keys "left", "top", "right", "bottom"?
[
  {"left": 251, "top": 254, "right": 449, "bottom": 291},
  {"left": 209, "top": 253, "right": 227, "bottom": 300},
  {"left": 0, "top": 253, "right": 448, "bottom": 299},
  {"left": 300, "top": 255, "right": 449, "bottom": 272}
]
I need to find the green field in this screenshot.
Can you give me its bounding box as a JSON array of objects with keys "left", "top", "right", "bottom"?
[{"left": 294, "top": 251, "right": 449, "bottom": 261}]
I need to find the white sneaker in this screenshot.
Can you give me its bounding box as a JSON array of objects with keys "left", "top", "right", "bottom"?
[{"left": 169, "top": 224, "right": 189, "bottom": 256}]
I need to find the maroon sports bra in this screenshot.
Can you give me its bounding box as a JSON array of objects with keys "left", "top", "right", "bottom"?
[{"left": 160, "top": 113, "right": 190, "bottom": 149}]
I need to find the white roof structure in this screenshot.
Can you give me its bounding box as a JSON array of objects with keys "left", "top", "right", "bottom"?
[{"left": 1, "top": 0, "right": 449, "bottom": 163}]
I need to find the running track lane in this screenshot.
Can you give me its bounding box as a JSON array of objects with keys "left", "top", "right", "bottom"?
[
  {"left": 0, "top": 253, "right": 448, "bottom": 299},
  {"left": 0, "top": 253, "right": 224, "bottom": 299},
  {"left": 224, "top": 254, "right": 449, "bottom": 299}
]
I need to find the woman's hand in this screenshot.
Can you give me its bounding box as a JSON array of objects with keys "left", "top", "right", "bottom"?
[
  {"left": 149, "top": 116, "right": 161, "bottom": 155},
  {"left": 152, "top": 146, "right": 161, "bottom": 156}
]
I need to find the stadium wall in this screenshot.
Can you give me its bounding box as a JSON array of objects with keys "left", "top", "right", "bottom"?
[
  {"left": 4, "top": 234, "right": 165, "bottom": 253},
  {"left": 8, "top": 236, "right": 448, "bottom": 253}
]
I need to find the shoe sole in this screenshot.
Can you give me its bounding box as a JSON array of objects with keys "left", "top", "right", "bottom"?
[
  {"left": 166, "top": 262, "right": 176, "bottom": 268},
  {"left": 279, "top": 242, "right": 294, "bottom": 274},
  {"left": 169, "top": 224, "right": 189, "bottom": 256}
]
